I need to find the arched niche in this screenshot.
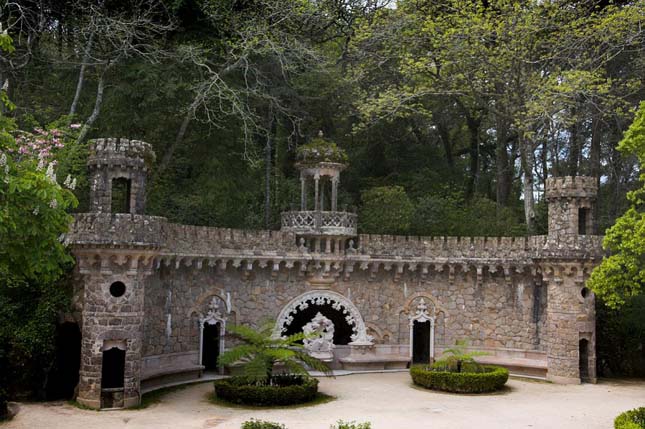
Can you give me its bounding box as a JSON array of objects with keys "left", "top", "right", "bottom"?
[{"left": 274, "top": 290, "right": 373, "bottom": 345}]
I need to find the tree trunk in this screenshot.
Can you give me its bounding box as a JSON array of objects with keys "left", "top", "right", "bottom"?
[
  {"left": 154, "top": 94, "right": 201, "bottom": 182},
  {"left": 465, "top": 115, "right": 481, "bottom": 198},
  {"left": 495, "top": 117, "right": 512, "bottom": 207},
  {"left": 519, "top": 135, "right": 535, "bottom": 233},
  {"left": 590, "top": 115, "right": 602, "bottom": 234},
  {"left": 69, "top": 32, "right": 94, "bottom": 117},
  {"left": 264, "top": 116, "right": 276, "bottom": 229},
  {"left": 76, "top": 71, "right": 106, "bottom": 144}
]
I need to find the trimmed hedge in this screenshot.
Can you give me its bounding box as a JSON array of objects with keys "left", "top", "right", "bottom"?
[
  {"left": 615, "top": 407, "right": 645, "bottom": 429},
  {"left": 410, "top": 364, "right": 509, "bottom": 393},
  {"left": 214, "top": 375, "right": 319, "bottom": 406}
]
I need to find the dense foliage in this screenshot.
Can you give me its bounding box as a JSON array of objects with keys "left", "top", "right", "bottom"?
[
  {"left": 213, "top": 375, "right": 319, "bottom": 406},
  {"left": 0, "top": 31, "right": 80, "bottom": 401},
  {"left": 615, "top": 407, "right": 645, "bottom": 429},
  {"left": 589, "top": 103, "right": 645, "bottom": 308},
  {"left": 410, "top": 364, "right": 509, "bottom": 394}
]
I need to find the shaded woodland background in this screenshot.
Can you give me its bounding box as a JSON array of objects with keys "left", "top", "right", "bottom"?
[{"left": 1, "top": 0, "right": 645, "bottom": 402}]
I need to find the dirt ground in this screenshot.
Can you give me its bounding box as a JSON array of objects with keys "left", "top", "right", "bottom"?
[{"left": 4, "top": 373, "right": 645, "bottom": 429}]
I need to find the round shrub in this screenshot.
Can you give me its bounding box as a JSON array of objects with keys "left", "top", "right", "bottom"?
[
  {"left": 410, "top": 364, "right": 509, "bottom": 393},
  {"left": 213, "top": 375, "right": 319, "bottom": 406},
  {"left": 615, "top": 407, "right": 645, "bottom": 429}
]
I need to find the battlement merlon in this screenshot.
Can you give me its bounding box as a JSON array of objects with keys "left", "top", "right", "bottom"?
[{"left": 545, "top": 176, "right": 598, "bottom": 201}]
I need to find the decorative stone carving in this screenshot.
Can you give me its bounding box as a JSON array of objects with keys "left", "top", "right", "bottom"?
[
  {"left": 409, "top": 298, "right": 436, "bottom": 361},
  {"left": 274, "top": 290, "right": 373, "bottom": 345},
  {"left": 303, "top": 312, "right": 335, "bottom": 361}
]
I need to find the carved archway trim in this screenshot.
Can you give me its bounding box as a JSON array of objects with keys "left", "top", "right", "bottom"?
[
  {"left": 273, "top": 290, "right": 373, "bottom": 345},
  {"left": 187, "top": 288, "right": 237, "bottom": 318},
  {"left": 400, "top": 292, "right": 447, "bottom": 317}
]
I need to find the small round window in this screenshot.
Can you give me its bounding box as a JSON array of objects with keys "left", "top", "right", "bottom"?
[
  {"left": 581, "top": 287, "right": 590, "bottom": 299},
  {"left": 109, "top": 281, "right": 126, "bottom": 298}
]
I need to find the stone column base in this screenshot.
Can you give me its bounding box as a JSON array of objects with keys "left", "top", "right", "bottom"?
[
  {"left": 547, "top": 373, "right": 581, "bottom": 385},
  {"left": 76, "top": 396, "right": 101, "bottom": 410}
]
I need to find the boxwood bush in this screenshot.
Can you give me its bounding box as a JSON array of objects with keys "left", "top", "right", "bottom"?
[
  {"left": 214, "top": 375, "right": 318, "bottom": 406},
  {"left": 615, "top": 407, "right": 645, "bottom": 429},
  {"left": 410, "top": 364, "right": 508, "bottom": 393},
  {"left": 241, "top": 419, "right": 286, "bottom": 429}
]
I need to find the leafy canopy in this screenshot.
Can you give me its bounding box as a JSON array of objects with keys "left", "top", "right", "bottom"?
[{"left": 588, "top": 102, "right": 645, "bottom": 308}]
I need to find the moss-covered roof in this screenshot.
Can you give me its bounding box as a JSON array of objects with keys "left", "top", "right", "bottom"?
[{"left": 296, "top": 137, "right": 348, "bottom": 166}]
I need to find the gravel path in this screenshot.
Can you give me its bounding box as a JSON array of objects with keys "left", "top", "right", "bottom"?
[{"left": 4, "top": 373, "right": 645, "bottom": 429}]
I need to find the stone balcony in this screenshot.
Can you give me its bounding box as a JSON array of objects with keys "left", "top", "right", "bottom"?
[{"left": 281, "top": 210, "right": 357, "bottom": 237}]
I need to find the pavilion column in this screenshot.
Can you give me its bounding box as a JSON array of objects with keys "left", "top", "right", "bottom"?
[
  {"left": 314, "top": 174, "right": 320, "bottom": 211},
  {"left": 331, "top": 177, "right": 339, "bottom": 211},
  {"left": 300, "top": 175, "right": 307, "bottom": 210}
]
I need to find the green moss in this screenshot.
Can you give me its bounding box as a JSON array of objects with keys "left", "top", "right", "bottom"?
[{"left": 296, "top": 138, "right": 348, "bottom": 165}]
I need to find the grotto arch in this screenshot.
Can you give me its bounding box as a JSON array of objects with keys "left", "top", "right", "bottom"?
[{"left": 273, "top": 290, "right": 373, "bottom": 345}]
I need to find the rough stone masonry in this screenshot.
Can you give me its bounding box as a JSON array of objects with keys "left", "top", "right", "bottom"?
[{"left": 66, "top": 137, "right": 603, "bottom": 409}]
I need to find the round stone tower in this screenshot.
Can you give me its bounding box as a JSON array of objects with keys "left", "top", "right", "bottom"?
[
  {"left": 545, "top": 176, "right": 597, "bottom": 240},
  {"left": 75, "top": 138, "right": 163, "bottom": 409},
  {"left": 281, "top": 134, "right": 357, "bottom": 254},
  {"left": 541, "top": 176, "right": 600, "bottom": 384}
]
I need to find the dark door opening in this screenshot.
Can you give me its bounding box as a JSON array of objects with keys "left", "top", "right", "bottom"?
[
  {"left": 579, "top": 339, "right": 590, "bottom": 382},
  {"left": 412, "top": 321, "right": 431, "bottom": 364},
  {"left": 111, "top": 178, "right": 131, "bottom": 214},
  {"left": 46, "top": 322, "right": 81, "bottom": 400},
  {"left": 283, "top": 303, "right": 354, "bottom": 345},
  {"left": 101, "top": 347, "right": 125, "bottom": 389},
  {"left": 202, "top": 323, "right": 220, "bottom": 371}
]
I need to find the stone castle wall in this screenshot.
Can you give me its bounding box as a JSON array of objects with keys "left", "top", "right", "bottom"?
[{"left": 67, "top": 138, "right": 603, "bottom": 409}]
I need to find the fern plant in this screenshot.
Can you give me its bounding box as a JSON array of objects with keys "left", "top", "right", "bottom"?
[
  {"left": 217, "top": 320, "right": 332, "bottom": 385},
  {"left": 434, "top": 339, "right": 488, "bottom": 373}
]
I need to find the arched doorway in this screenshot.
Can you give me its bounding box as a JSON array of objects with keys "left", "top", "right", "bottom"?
[
  {"left": 101, "top": 342, "right": 126, "bottom": 409},
  {"left": 412, "top": 320, "right": 432, "bottom": 364},
  {"left": 408, "top": 298, "right": 435, "bottom": 364},
  {"left": 46, "top": 322, "right": 81, "bottom": 400},
  {"left": 579, "top": 338, "right": 590, "bottom": 382},
  {"left": 198, "top": 297, "right": 227, "bottom": 373},
  {"left": 202, "top": 322, "right": 221, "bottom": 371},
  {"left": 283, "top": 303, "right": 354, "bottom": 345}
]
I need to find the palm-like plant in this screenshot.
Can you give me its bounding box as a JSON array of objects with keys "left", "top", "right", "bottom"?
[
  {"left": 217, "top": 320, "right": 332, "bottom": 385},
  {"left": 434, "top": 339, "right": 488, "bottom": 373}
]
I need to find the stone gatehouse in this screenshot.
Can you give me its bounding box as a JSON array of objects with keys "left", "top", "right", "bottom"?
[{"left": 66, "top": 137, "right": 603, "bottom": 409}]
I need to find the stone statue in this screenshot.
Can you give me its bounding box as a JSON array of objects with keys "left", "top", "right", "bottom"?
[{"left": 303, "top": 312, "right": 335, "bottom": 361}]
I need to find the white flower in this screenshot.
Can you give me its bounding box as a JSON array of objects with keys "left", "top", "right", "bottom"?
[
  {"left": 0, "top": 152, "right": 6, "bottom": 167},
  {"left": 64, "top": 175, "right": 71, "bottom": 188},
  {"left": 37, "top": 157, "right": 45, "bottom": 171},
  {"left": 33, "top": 207, "right": 39, "bottom": 215},
  {"left": 45, "top": 163, "right": 56, "bottom": 182},
  {"left": 70, "top": 178, "right": 77, "bottom": 190},
  {"left": 49, "top": 199, "right": 58, "bottom": 209}
]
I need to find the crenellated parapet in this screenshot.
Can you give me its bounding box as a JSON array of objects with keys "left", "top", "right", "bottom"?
[
  {"left": 545, "top": 176, "right": 598, "bottom": 200},
  {"left": 88, "top": 138, "right": 154, "bottom": 215},
  {"left": 88, "top": 138, "right": 154, "bottom": 169}
]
